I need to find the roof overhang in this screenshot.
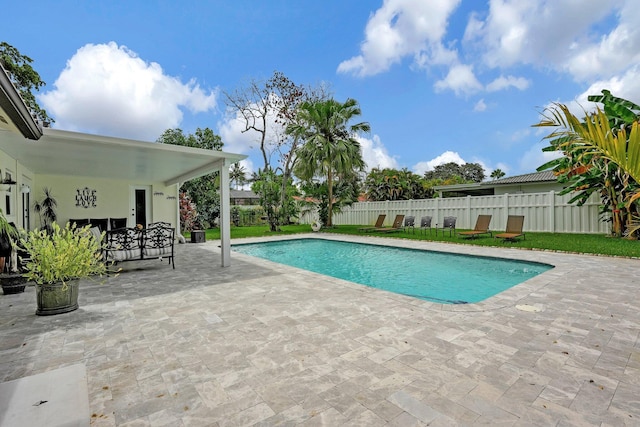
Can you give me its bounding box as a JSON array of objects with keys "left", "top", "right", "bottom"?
[
  {"left": 0, "top": 63, "right": 43, "bottom": 140},
  {"left": 0, "top": 128, "right": 246, "bottom": 186}
]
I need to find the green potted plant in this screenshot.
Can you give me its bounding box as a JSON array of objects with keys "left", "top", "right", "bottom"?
[
  {"left": 0, "top": 209, "right": 26, "bottom": 294},
  {"left": 21, "top": 222, "right": 106, "bottom": 315},
  {"left": 33, "top": 187, "right": 57, "bottom": 234}
]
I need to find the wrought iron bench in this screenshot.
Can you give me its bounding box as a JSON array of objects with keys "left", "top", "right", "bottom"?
[{"left": 104, "top": 223, "right": 175, "bottom": 269}]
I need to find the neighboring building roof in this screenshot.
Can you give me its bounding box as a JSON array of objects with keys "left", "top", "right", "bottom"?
[
  {"left": 489, "top": 170, "right": 556, "bottom": 185},
  {"left": 432, "top": 170, "right": 559, "bottom": 197},
  {"left": 0, "top": 128, "right": 246, "bottom": 185},
  {"left": 0, "top": 63, "right": 43, "bottom": 140},
  {"left": 230, "top": 189, "right": 259, "bottom": 199}
]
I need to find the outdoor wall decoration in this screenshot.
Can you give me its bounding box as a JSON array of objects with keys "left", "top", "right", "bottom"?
[
  {"left": 76, "top": 187, "right": 97, "bottom": 208},
  {"left": 153, "top": 191, "right": 164, "bottom": 196},
  {"left": 166, "top": 196, "right": 176, "bottom": 200}
]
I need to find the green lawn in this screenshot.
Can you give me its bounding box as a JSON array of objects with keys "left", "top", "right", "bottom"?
[{"left": 186, "top": 224, "right": 640, "bottom": 258}]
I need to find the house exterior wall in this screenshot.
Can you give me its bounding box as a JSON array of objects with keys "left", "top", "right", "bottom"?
[
  {"left": 0, "top": 150, "right": 35, "bottom": 229},
  {"left": 31, "top": 174, "right": 178, "bottom": 230},
  {"left": 493, "top": 182, "right": 564, "bottom": 195}
]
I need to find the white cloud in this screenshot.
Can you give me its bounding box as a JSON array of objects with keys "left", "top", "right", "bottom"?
[
  {"left": 474, "top": 98, "right": 487, "bottom": 112},
  {"left": 518, "top": 141, "right": 563, "bottom": 173},
  {"left": 434, "top": 64, "right": 483, "bottom": 95},
  {"left": 486, "top": 75, "right": 530, "bottom": 92},
  {"left": 574, "top": 65, "right": 640, "bottom": 111},
  {"left": 217, "top": 109, "right": 260, "bottom": 155},
  {"left": 535, "top": 65, "right": 640, "bottom": 121},
  {"left": 39, "top": 42, "right": 217, "bottom": 141},
  {"left": 412, "top": 150, "right": 466, "bottom": 175},
  {"left": 464, "top": 0, "right": 637, "bottom": 83},
  {"left": 357, "top": 134, "right": 399, "bottom": 171},
  {"left": 337, "top": 0, "right": 462, "bottom": 76}
]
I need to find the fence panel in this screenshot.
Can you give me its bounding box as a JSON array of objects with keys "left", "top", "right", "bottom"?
[{"left": 323, "top": 191, "right": 610, "bottom": 234}]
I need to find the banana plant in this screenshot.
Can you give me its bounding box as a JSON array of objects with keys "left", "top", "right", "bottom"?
[{"left": 535, "top": 99, "right": 640, "bottom": 236}]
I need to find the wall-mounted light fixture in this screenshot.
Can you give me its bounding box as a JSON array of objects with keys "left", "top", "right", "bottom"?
[{"left": 21, "top": 184, "right": 30, "bottom": 194}]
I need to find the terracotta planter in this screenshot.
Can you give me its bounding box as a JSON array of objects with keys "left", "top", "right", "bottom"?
[{"left": 35, "top": 279, "right": 80, "bottom": 316}]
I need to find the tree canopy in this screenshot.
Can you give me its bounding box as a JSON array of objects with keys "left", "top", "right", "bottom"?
[
  {"left": 157, "top": 128, "right": 224, "bottom": 228},
  {"left": 0, "top": 42, "right": 53, "bottom": 125},
  {"left": 423, "top": 162, "right": 485, "bottom": 183},
  {"left": 289, "top": 98, "right": 369, "bottom": 226}
]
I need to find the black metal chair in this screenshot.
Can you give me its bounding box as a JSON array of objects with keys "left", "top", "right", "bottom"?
[
  {"left": 403, "top": 216, "right": 415, "bottom": 233},
  {"left": 419, "top": 216, "right": 433, "bottom": 235},
  {"left": 437, "top": 216, "right": 457, "bottom": 237}
]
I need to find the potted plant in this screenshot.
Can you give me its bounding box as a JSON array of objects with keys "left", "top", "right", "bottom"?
[
  {"left": 33, "top": 187, "right": 57, "bottom": 234},
  {"left": 21, "top": 222, "right": 106, "bottom": 315},
  {"left": 0, "top": 209, "right": 27, "bottom": 294}
]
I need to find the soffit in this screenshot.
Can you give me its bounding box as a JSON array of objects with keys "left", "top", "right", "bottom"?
[{"left": 0, "top": 128, "right": 246, "bottom": 185}]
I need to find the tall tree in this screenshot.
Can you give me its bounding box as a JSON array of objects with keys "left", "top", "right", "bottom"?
[
  {"left": 224, "top": 71, "right": 327, "bottom": 230},
  {"left": 424, "top": 162, "right": 485, "bottom": 183},
  {"left": 363, "top": 168, "right": 431, "bottom": 201},
  {"left": 289, "top": 98, "right": 370, "bottom": 226},
  {"left": 490, "top": 169, "right": 505, "bottom": 180},
  {"left": 229, "top": 163, "right": 247, "bottom": 189},
  {"left": 534, "top": 91, "right": 640, "bottom": 236},
  {"left": 0, "top": 42, "right": 54, "bottom": 125},
  {"left": 157, "top": 128, "right": 224, "bottom": 228}
]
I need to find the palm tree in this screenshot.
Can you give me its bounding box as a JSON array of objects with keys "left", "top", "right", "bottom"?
[
  {"left": 289, "top": 98, "right": 370, "bottom": 226},
  {"left": 230, "top": 162, "right": 247, "bottom": 189},
  {"left": 490, "top": 169, "right": 505, "bottom": 180},
  {"left": 33, "top": 187, "right": 57, "bottom": 233}
]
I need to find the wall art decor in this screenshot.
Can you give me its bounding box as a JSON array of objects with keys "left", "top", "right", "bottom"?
[{"left": 76, "top": 187, "right": 97, "bottom": 208}]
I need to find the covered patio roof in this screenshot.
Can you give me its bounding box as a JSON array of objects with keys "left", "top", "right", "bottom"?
[
  {"left": 0, "top": 128, "right": 246, "bottom": 186},
  {"left": 0, "top": 63, "right": 43, "bottom": 140}
]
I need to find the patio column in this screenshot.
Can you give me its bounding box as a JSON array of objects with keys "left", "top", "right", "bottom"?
[{"left": 219, "top": 159, "right": 231, "bottom": 267}]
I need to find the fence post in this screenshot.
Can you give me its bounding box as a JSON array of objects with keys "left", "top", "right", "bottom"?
[
  {"left": 504, "top": 193, "right": 509, "bottom": 226},
  {"left": 466, "top": 195, "right": 472, "bottom": 229},
  {"left": 549, "top": 190, "right": 555, "bottom": 232}
]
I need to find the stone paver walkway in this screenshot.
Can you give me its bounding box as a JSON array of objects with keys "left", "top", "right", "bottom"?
[{"left": 1, "top": 233, "right": 639, "bottom": 426}]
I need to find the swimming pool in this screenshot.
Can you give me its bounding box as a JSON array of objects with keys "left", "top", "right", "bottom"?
[{"left": 232, "top": 238, "right": 553, "bottom": 304}]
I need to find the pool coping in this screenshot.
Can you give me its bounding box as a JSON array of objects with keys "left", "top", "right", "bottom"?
[{"left": 228, "top": 233, "right": 579, "bottom": 313}]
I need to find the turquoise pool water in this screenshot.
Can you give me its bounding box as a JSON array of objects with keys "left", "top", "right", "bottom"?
[{"left": 232, "top": 239, "right": 553, "bottom": 304}]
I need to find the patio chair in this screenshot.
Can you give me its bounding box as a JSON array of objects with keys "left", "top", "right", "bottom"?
[
  {"left": 372, "top": 214, "right": 405, "bottom": 233},
  {"left": 419, "top": 216, "right": 433, "bottom": 235},
  {"left": 436, "top": 216, "right": 457, "bottom": 237},
  {"left": 403, "top": 216, "right": 415, "bottom": 233},
  {"left": 495, "top": 215, "right": 525, "bottom": 242},
  {"left": 110, "top": 217, "right": 127, "bottom": 230},
  {"left": 359, "top": 214, "right": 386, "bottom": 232},
  {"left": 458, "top": 214, "right": 492, "bottom": 239}
]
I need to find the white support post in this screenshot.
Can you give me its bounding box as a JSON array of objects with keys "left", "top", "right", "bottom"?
[
  {"left": 175, "top": 183, "right": 186, "bottom": 243},
  {"left": 219, "top": 160, "right": 231, "bottom": 267}
]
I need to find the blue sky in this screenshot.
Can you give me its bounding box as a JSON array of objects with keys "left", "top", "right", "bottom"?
[{"left": 3, "top": 1, "right": 639, "bottom": 179}]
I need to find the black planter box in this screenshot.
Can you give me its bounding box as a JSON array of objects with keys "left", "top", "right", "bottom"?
[{"left": 191, "top": 230, "right": 205, "bottom": 243}]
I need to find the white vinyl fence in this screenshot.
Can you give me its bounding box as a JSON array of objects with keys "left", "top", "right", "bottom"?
[{"left": 302, "top": 191, "right": 610, "bottom": 234}]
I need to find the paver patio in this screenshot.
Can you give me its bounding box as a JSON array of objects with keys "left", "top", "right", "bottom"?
[{"left": 0, "top": 233, "right": 639, "bottom": 426}]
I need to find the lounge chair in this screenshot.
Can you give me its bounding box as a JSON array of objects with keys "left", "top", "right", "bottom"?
[
  {"left": 403, "top": 216, "right": 415, "bottom": 233},
  {"left": 359, "top": 214, "right": 386, "bottom": 232},
  {"left": 495, "top": 215, "right": 525, "bottom": 242},
  {"left": 458, "top": 215, "right": 492, "bottom": 239},
  {"left": 419, "top": 216, "right": 433, "bottom": 235},
  {"left": 436, "top": 216, "right": 457, "bottom": 236},
  {"left": 372, "top": 214, "right": 405, "bottom": 233}
]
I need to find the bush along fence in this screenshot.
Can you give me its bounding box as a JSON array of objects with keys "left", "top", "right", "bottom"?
[{"left": 302, "top": 191, "right": 610, "bottom": 234}]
